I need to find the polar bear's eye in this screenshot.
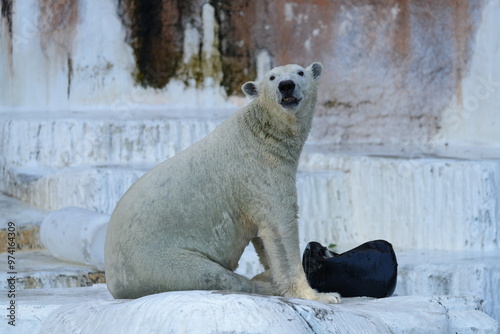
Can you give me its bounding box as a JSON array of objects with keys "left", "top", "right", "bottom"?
[
  {"left": 269, "top": 75, "right": 275, "bottom": 81},
  {"left": 298, "top": 71, "right": 304, "bottom": 76}
]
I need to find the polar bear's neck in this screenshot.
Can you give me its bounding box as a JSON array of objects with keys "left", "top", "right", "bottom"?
[{"left": 242, "top": 99, "right": 315, "bottom": 164}]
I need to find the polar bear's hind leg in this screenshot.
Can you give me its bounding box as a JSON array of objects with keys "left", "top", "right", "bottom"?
[{"left": 109, "top": 248, "right": 257, "bottom": 298}]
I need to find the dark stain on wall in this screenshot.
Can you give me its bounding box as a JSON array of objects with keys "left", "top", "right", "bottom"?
[
  {"left": 67, "top": 55, "right": 73, "bottom": 98},
  {"left": 119, "top": 0, "right": 263, "bottom": 94},
  {"left": 1, "top": 0, "right": 13, "bottom": 40},
  {"left": 38, "top": 0, "right": 79, "bottom": 51},
  {"left": 118, "top": 0, "right": 192, "bottom": 88},
  {"left": 212, "top": 0, "right": 258, "bottom": 96},
  {"left": 116, "top": 0, "right": 482, "bottom": 144}
]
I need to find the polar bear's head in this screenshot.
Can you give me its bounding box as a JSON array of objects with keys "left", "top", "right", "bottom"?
[{"left": 242, "top": 62, "right": 323, "bottom": 113}]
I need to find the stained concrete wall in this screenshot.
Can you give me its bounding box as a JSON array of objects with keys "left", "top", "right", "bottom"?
[{"left": 0, "top": 0, "right": 499, "bottom": 148}]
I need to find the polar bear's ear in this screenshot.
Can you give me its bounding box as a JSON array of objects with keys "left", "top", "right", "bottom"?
[
  {"left": 242, "top": 81, "right": 259, "bottom": 98},
  {"left": 308, "top": 62, "right": 323, "bottom": 81}
]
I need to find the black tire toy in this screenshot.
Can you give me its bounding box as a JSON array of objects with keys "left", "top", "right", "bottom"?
[{"left": 302, "top": 240, "right": 398, "bottom": 298}]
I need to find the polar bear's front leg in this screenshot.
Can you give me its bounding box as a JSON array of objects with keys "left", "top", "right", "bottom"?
[
  {"left": 251, "top": 237, "right": 270, "bottom": 270},
  {"left": 257, "top": 222, "right": 341, "bottom": 304}
]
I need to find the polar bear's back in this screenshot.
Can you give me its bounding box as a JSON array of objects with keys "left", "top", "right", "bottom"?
[{"left": 104, "top": 110, "right": 259, "bottom": 296}]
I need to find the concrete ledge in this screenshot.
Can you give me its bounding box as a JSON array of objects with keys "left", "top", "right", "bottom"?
[
  {"left": 396, "top": 249, "right": 500, "bottom": 324},
  {"left": 3, "top": 151, "right": 500, "bottom": 251},
  {"left": 2, "top": 165, "right": 148, "bottom": 214},
  {"left": 0, "top": 193, "right": 48, "bottom": 252},
  {"left": 2, "top": 285, "right": 497, "bottom": 334},
  {"left": 0, "top": 250, "right": 104, "bottom": 290},
  {"left": 0, "top": 110, "right": 229, "bottom": 168},
  {"left": 300, "top": 150, "right": 500, "bottom": 251},
  {"left": 1, "top": 166, "right": 345, "bottom": 223},
  {"left": 2, "top": 285, "right": 113, "bottom": 333}
]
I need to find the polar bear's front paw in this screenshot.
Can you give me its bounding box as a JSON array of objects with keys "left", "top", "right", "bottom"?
[
  {"left": 313, "top": 291, "right": 341, "bottom": 304},
  {"left": 285, "top": 284, "right": 342, "bottom": 304}
]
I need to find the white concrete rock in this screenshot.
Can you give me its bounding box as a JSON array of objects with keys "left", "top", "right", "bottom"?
[
  {"left": 21, "top": 287, "right": 494, "bottom": 334},
  {"left": 396, "top": 249, "right": 500, "bottom": 325},
  {"left": 2, "top": 285, "right": 496, "bottom": 334},
  {"left": 1, "top": 285, "right": 113, "bottom": 334},
  {"left": 2, "top": 1, "right": 500, "bottom": 150},
  {"left": 40, "top": 207, "right": 109, "bottom": 270}
]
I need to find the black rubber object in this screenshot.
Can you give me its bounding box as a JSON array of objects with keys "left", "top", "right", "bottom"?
[{"left": 302, "top": 240, "right": 398, "bottom": 298}]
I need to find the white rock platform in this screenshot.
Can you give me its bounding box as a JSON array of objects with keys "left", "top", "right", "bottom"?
[{"left": 1, "top": 284, "right": 497, "bottom": 334}]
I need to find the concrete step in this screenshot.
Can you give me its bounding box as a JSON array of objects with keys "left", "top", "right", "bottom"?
[
  {"left": 5, "top": 152, "right": 500, "bottom": 251},
  {"left": 3, "top": 165, "right": 149, "bottom": 214},
  {"left": 300, "top": 150, "right": 500, "bottom": 251},
  {"left": 0, "top": 193, "right": 49, "bottom": 252},
  {"left": 395, "top": 249, "right": 500, "bottom": 324},
  {"left": 0, "top": 109, "right": 230, "bottom": 169},
  {"left": 2, "top": 110, "right": 499, "bottom": 170},
  {"left": 2, "top": 285, "right": 497, "bottom": 334},
  {"left": 0, "top": 250, "right": 104, "bottom": 290},
  {"left": 1, "top": 110, "right": 499, "bottom": 251},
  {"left": 1, "top": 164, "right": 346, "bottom": 226}
]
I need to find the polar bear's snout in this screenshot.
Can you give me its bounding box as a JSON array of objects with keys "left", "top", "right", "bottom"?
[
  {"left": 279, "top": 80, "right": 301, "bottom": 108},
  {"left": 279, "top": 80, "right": 295, "bottom": 94}
]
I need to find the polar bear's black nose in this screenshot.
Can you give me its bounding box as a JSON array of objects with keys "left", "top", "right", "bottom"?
[{"left": 279, "top": 80, "right": 295, "bottom": 94}]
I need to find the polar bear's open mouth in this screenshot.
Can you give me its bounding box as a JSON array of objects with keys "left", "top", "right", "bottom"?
[{"left": 281, "top": 96, "right": 301, "bottom": 108}]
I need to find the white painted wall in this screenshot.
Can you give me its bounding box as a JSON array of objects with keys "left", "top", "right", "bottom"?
[
  {"left": 435, "top": 0, "right": 500, "bottom": 148},
  {"left": 0, "top": 0, "right": 234, "bottom": 110},
  {"left": 1, "top": 1, "right": 499, "bottom": 145}
]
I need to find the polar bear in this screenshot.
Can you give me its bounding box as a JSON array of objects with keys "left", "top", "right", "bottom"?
[{"left": 104, "top": 62, "right": 341, "bottom": 303}]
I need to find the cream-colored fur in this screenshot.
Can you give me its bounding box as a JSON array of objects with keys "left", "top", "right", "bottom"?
[{"left": 104, "top": 62, "right": 341, "bottom": 303}]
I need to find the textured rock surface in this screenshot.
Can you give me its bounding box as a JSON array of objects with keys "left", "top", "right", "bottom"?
[
  {"left": 0, "top": 193, "right": 48, "bottom": 252},
  {"left": 0, "top": 285, "right": 113, "bottom": 334},
  {"left": 396, "top": 250, "right": 500, "bottom": 323},
  {"left": 1, "top": 285, "right": 496, "bottom": 334},
  {"left": 39, "top": 291, "right": 500, "bottom": 334},
  {"left": 0, "top": 250, "right": 104, "bottom": 290}
]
